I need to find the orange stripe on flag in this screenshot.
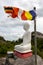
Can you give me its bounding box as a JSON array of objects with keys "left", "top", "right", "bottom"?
[
  {"left": 21, "top": 11, "right": 27, "bottom": 20},
  {"left": 5, "top": 10, "right": 13, "bottom": 13},
  {"left": 11, "top": 7, "right": 19, "bottom": 18}
]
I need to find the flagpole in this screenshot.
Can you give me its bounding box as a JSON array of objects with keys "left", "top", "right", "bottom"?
[{"left": 34, "top": 7, "right": 37, "bottom": 65}]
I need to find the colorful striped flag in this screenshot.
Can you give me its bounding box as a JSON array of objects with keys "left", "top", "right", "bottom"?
[{"left": 4, "top": 6, "right": 36, "bottom": 20}]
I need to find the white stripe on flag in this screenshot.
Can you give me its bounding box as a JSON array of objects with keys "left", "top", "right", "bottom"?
[{"left": 18, "top": 9, "right": 23, "bottom": 19}]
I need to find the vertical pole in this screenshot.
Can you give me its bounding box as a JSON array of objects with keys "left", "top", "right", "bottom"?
[{"left": 34, "top": 7, "right": 37, "bottom": 65}]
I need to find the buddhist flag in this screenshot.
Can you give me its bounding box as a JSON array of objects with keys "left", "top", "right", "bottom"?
[{"left": 4, "top": 6, "right": 36, "bottom": 20}]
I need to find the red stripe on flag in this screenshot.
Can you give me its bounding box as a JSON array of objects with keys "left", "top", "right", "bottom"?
[{"left": 21, "top": 11, "right": 27, "bottom": 20}]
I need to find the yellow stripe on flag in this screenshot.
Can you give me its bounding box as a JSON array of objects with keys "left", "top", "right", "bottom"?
[{"left": 25, "top": 11, "right": 32, "bottom": 20}]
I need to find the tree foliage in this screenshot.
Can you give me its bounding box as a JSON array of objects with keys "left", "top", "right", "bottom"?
[{"left": 0, "top": 36, "right": 43, "bottom": 58}]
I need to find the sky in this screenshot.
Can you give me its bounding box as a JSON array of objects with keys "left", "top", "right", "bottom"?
[{"left": 0, "top": 0, "right": 43, "bottom": 41}]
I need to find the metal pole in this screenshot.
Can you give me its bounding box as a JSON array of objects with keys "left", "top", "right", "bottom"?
[{"left": 34, "top": 7, "right": 37, "bottom": 65}]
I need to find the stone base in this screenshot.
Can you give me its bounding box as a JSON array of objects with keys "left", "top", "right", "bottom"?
[
  {"left": 14, "top": 51, "right": 32, "bottom": 58},
  {"left": 14, "top": 55, "right": 43, "bottom": 65}
]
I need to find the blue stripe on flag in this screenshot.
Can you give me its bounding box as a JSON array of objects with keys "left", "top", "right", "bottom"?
[{"left": 29, "top": 10, "right": 36, "bottom": 20}]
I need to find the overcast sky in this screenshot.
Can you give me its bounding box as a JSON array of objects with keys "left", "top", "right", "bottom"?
[{"left": 0, "top": 0, "right": 43, "bottom": 41}]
